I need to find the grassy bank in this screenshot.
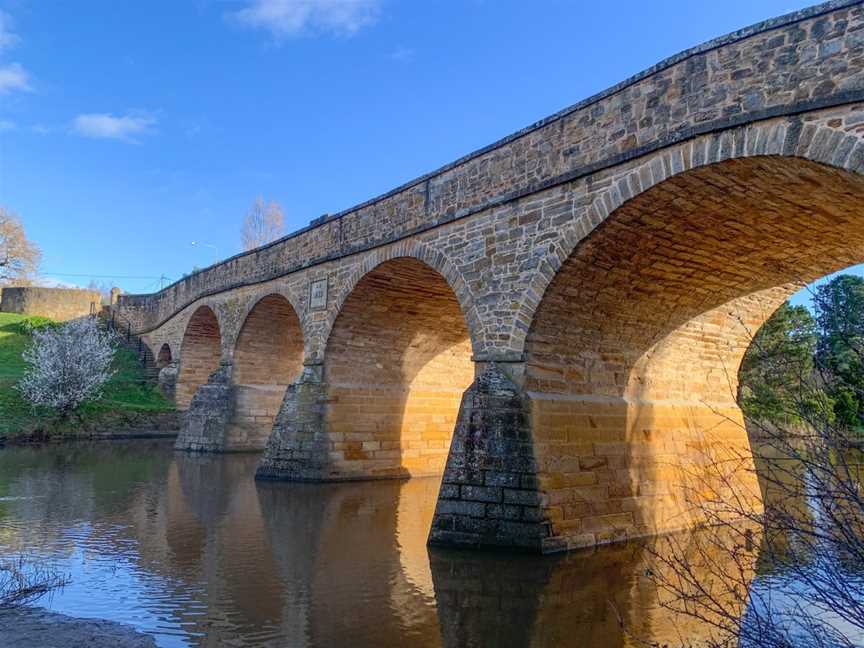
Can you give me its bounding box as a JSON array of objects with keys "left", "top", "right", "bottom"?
[{"left": 0, "top": 312, "right": 176, "bottom": 440}]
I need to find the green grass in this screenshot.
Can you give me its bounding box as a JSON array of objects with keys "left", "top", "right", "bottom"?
[{"left": 0, "top": 312, "right": 174, "bottom": 438}]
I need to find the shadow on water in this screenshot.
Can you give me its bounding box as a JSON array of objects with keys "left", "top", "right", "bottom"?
[{"left": 0, "top": 441, "right": 749, "bottom": 647}]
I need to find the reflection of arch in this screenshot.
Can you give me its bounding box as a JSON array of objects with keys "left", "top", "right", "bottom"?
[
  {"left": 523, "top": 153, "right": 864, "bottom": 543},
  {"left": 177, "top": 305, "right": 222, "bottom": 409},
  {"left": 256, "top": 478, "right": 440, "bottom": 646},
  {"left": 324, "top": 257, "right": 474, "bottom": 479},
  {"left": 229, "top": 294, "right": 304, "bottom": 449},
  {"left": 156, "top": 343, "right": 172, "bottom": 368}
]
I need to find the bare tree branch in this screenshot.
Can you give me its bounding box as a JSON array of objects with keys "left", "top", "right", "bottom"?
[{"left": 241, "top": 197, "right": 284, "bottom": 251}]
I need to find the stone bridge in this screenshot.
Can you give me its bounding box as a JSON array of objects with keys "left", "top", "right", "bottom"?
[{"left": 117, "top": 0, "right": 864, "bottom": 553}]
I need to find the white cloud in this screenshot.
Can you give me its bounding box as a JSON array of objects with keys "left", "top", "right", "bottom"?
[
  {"left": 0, "top": 11, "right": 21, "bottom": 53},
  {"left": 0, "top": 119, "right": 15, "bottom": 132},
  {"left": 0, "top": 62, "right": 31, "bottom": 94},
  {"left": 71, "top": 112, "right": 156, "bottom": 142},
  {"left": 31, "top": 124, "right": 49, "bottom": 135},
  {"left": 232, "top": 0, "right": 381, "bottom": 39}
]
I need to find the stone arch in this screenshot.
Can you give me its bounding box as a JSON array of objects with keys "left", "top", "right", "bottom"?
[
  {"left": 521, "top": 140, "right": 864, "bottom": 545},
  {"left": 323, "top": 256, "right": 475, "bottom": 479},
  {"left": 156, "top": 343, "right": 173, "bottom": 368},
  {"left": 177, "top": 305, "right": 223, "bottom": 409},
  {"left": 229, "top": 293, "right": 305, "bottom": 449},
  {"left": 321, "top": 240, "right": 482, "bottom": 360},
  {"left": 513, "top": 118, "right": 864, "bottom": 356}
]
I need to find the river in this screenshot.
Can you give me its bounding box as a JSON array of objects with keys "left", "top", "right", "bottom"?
[{"left": 0, "top": 440, "right": 856, "bottom": 647}]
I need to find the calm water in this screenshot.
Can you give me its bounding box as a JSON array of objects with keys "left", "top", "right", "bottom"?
[{"left": 0, "top": 440, "right": 834, "bottom": 647}]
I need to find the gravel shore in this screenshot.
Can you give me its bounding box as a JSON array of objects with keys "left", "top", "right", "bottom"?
[{"left": 0, "top": 607, "right": 157, "bottom": 648}]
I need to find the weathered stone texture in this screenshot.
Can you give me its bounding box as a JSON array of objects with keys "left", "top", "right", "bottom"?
[
  {"left": 119, "top": 2, "right": 864, "bottom": 552},
  {"left": 175, "top": 361, "right": 236, "bottom": 452},
  {"left": 428, "top": 365, "right": 550, "bottom": 551},
  {"left": 256, "top": 364, "right": 330, "bottom": 480},
  {"left": 1, "top": 287, "right": 101, "bottom": 321}
]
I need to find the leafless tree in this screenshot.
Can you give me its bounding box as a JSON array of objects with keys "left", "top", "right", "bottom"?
[
  {"left": 0, "top": 556, "right": 69, "bottom": 609},
  {"left": 630, "top": 287, "right": 864, "bottom": 648},
  {"left": 86, "top": 280, "right": 115, "bottom": 304},
  {"left": 240, "top": 196, "right": 284, "bottom": 251},
  {"left": 0, "top": 208, "right": 41, "bottom": 285}
]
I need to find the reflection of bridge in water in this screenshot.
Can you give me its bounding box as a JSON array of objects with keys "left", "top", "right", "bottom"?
[{"left": 0, "top": 445, "right": 755, "bottom": 646}]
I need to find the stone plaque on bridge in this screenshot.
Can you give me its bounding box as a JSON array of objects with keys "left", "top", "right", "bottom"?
[{"left": 309, "top": 278, "right": 328, "bottom": 311}]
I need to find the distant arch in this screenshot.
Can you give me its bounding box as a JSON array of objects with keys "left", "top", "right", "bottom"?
[
  {"left": 176, "top": 305, "right": 222, "bottom": 409},
  {"left": 156, "top": 343, "right": 173, "bottom": 368},
  {"left": 227, "top": 293, "right": 305, "bottom": 450}
]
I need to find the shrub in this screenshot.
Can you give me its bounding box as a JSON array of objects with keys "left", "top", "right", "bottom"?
[
  {"left": 15, "top": 316, "right": 57, "bottom": 335},
  {"left": 17, "top": 317, "right": 116, "bottom": 416}
]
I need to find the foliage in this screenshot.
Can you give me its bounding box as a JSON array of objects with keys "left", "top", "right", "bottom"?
[
  {"left": 17, "top": 317, "right": 116, "bottom": 415},
  {"left": 0, "top": 312, "right": 172, "bottom": 438},
  {"left": 0, "top": 208, "right": 41, "bottom": 285},
  {"left": 241, "top": 196, "right": 284, "bottom": 251},
  {"left": 815, "top": 275, "right": 864, "bottom": 432},
  {"left": 15, "top": 315, "right": 58, "bottom": 335},
  {"left": 739, "top": 303, "right": 820, "bottom": 424}
]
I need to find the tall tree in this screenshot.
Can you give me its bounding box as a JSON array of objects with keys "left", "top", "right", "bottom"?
[
  {"left": 241, "top": 197, "right": 285, "bottom": 251},
  {"left": 815, "top": 274, "right": 864, "bottom": 430},
  {"left": 738, "top": 301, "right": 818, "bottom": 423},
  {"left": 0, "top": 208, "right": 41, "bottom": 285}
]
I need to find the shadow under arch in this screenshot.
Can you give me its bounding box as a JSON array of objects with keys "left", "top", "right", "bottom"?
[
  {"left": 323, "top": 256, "right": 475, "bottom": 480},
  {"left": 229, "top": 293, "right": 304, "bottom": 450},
  {"left": 156, "top": 342, "right": 172, "bottom": 368},
  {"left": 176, "top": 305, "right": 222, "bottom": 409},
  {"left": 522, "top": 155, "right": 864, "bottom": 548}
]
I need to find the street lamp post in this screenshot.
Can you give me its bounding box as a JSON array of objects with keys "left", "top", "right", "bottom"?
[{"left": 190, "top": 241, "right": 219, "bottom": 263}]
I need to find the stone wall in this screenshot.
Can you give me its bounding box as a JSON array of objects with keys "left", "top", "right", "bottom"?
[{"left": 1, "top": 286, "right": 102, "bottom": 321}]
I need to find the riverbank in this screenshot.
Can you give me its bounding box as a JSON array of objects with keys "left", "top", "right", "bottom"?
[
  {"left": 0, "top": 312, "right": 178, "bottom": 444},
  {"left": 0, "top": 607, "right": 157, "bottom": 648}
]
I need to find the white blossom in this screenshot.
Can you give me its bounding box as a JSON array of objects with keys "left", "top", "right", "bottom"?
[{"left": 18, "top": 317, "right": 116, "bottom": 414}]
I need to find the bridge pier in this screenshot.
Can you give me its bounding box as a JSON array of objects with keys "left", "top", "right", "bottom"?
[
  {"left": 255, "top": 363, "right": 331, "bottom": 481},
  {"left": 175, "top": 360, "right": 237, "bottom": 453},
  {"left": 428, "top": 362, "right": 552, "bottom": 552}
]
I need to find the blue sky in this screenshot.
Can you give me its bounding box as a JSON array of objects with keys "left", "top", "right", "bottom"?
[{"left": 0, "top": 0, "right": 857, "bottom": 302}]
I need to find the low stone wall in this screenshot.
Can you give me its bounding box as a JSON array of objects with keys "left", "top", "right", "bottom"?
[{"left": 0, "top": 286, "right": 102, "bottom": 321}]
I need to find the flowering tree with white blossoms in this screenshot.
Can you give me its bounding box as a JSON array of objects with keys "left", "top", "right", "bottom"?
[{"left": 18, "top": 317, "right": 115, "bottom": 416}]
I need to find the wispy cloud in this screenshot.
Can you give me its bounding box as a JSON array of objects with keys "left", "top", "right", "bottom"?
[
  {"left": 31, "top": 124, "right": 49, "bottom": 135},
  {"left": 0, "top": 62, "right": 30, "bottom": 94},
  {"left": 390, "top": 46, "right": 414, "bottom": 63},
  {"left": 0, "top": 11, "right": 21, "bottom": 53},
  {"left": 71, "top": 112, "right": 157, "bottom": 142},
  {"left": 0, "top": 11, "right": 32, "bottom": 96},
  {"left": 0, "top": 119, "right": 14, "bottom": 132},
  {"left": 231, "top": 0, "right": 381, "bottom": 39}
]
